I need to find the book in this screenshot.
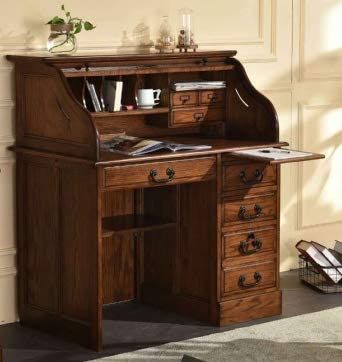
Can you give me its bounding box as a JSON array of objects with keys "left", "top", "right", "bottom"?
[
  {"left": 172, "top": 81, "right": 226, "bottom": 91},
  {"left": 296, "top": 240, "right": 342, "bottom": 283},
  {"left": 101, "top": 135, "right": 212, "bottom": 156},
  {"left": 311, "top": 241, "right": 342, "bottom": 276},
  {"left": 103, "top": 80, "right": 123, "bottom": 112},
  {"left": 85, "top": 80, "right": 102, "bottom": 112}
]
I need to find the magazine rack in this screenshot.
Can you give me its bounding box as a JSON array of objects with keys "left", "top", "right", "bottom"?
[{"left": 7, "top": 51, "right": 324, "bottom": 350}]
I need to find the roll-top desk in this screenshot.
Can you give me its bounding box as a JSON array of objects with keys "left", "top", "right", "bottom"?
[{"left": 7, "top": 51, "right": 324, "bottom": 351}]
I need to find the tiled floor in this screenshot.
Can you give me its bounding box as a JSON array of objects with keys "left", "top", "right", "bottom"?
[{"left": 0, "top": 270, "right": 341, "bottom": 362}]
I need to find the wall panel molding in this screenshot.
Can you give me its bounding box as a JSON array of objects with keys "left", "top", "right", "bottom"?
[{"left": 297, "top": 102, "right": 342, "bottom": 229}]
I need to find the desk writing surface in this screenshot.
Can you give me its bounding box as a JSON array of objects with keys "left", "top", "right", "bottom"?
[{"left": 97, "top": 138, "right": 289, "bottom": 165}]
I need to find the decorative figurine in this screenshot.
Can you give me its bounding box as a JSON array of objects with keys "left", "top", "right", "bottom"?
[{"left": 155, "top": 16, "right": 176, "bottom": 53}]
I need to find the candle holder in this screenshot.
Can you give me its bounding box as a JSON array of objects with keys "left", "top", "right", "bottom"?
[
  {"left": 177, "top": 8, "right": 198, "bottom": 52},
  {"left": 155, "top": 16, "right": 176, "bottom": 53}
]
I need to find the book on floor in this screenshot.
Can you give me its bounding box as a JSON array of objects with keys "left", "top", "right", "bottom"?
[
  {"left": 296, "top": 240, "right": 342, "bottom": 283},
  {"left": 101, "top": 135, "right": 212, "bottom": 156}
]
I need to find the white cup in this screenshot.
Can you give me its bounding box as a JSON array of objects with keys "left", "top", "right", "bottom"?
[{"left": 136, "top": 89, "right": 161, "bottom": 109}]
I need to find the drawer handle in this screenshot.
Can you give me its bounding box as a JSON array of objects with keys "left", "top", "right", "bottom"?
[
  {"left": 238, "top": 204, "right": 263, "bottom": 220},
  {"left": 239, "top": 233, "right": 263, "bottom": 255},
  {"left": 180, "top": 95, "right": 190, "bottom": 104},
  {"left": 239, "top": 169, "right": 264, "bottom": 185},
  {"left": 197, "top": 58, "right": 208, "bottom": 65},
  {"left": 193, "top": 112, "right": 205, "bottom": 121},
  {"left": 238, "top": 272, "right": 262, "bottom": 288},
  {"left": 208, "top": 93, "right": 218, "bottom": 102},
  {"left": 150, "top": 168, "right": 175, "bottom": 183}
]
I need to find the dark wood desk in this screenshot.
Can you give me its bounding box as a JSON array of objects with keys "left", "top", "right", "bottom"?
[{"left": 7, "top": 51, "right": 323, "bottom": 351}]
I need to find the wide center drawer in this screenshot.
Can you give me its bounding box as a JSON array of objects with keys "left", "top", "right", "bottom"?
[
  {"left": 222, "top": 258, "right": 276, "bottom": 297},
  {"left": 103, "top": 157, "right": 216, "bottom": 189},
  {"left": 222, "top": 193, "right": 277, "bottom": 227}
]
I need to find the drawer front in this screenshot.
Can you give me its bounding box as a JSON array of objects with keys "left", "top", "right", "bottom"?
[
  {"left": 103, "top": 157, "right": 216, "bottom": 189},
  {"left": 222, "top": 225, "right": 276, "bottom": 261},
  {"left": 222, "top": 162, "right": 276, "bottom": 192},
  {"left": 171, "top": 91, "right": 198, "bottom": 107},
  {"left": 222, "top": 193, "right": 277, "bottom": 226},
  {"left": 200, "top": 89, "right": 226, "bottom": 105},
  {"left": 172, "top": 107, "right": 225, "bottom": 126},
  {"left": 222, "top": 258, "right": 276, "bottom": 296},
  {"left": 219, "top": 290, "right": 282, "bottom": 325}
]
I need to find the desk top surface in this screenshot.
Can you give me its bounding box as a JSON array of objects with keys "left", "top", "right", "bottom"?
[{"left": 97, "top": 137, "right": 288, "bottom": 166}]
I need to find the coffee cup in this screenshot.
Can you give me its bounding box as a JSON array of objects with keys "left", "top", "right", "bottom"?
[{"left": 136, "top": 89, "right": 161, "bottom": 109}]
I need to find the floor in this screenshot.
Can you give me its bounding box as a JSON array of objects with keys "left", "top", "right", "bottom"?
[{"left": 0, "top": 270, "right": 341, "bottom": 362}]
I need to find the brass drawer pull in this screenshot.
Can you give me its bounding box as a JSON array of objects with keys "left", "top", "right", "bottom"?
[
  {"left": 180, "top": 95, "right": 190, "bottom": 104},
  {"left": 238, "top": 272, "right": 262, "bottom": 288},
  {"left": 239, "top": 232, "right": 263, "bottom": 255},
  {"left": 239, "top": 169, "right": 264, "bottom": 185},
  {"left": 150, "top": 168, "right": 175, "bottom": 183},
  {"left": 193, "top": 112, "right": 205, "bottom": 121},
  {"left": 238, "top": 204, "right": 263, "bottom": 220},
  {"left": 208, "top": 93, "right": 218, "bottom": 102}
]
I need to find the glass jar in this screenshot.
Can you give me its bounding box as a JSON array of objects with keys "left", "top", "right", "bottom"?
[
  {"left": 178, "top": 8, "right": 194, "bottom": 47},
  {"left": 47, "top": 24, "right": 77, "bottom": 54}
]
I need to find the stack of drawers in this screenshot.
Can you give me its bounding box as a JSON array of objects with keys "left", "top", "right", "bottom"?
[
  {"left": 219, "top": 156, "right": 281, "bottom": 325},
  {"left": 169, "top": 89, "right": 226, "bottom": 127}
]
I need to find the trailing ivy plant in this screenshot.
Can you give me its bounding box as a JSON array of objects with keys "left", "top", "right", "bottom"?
[{"left": 46, "top": 4, "right": 96, "bottom": 53}]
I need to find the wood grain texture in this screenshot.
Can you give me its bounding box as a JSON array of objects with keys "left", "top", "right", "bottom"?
[
  {"left": 102, "top": 156, "right": 216, "bottom": 190},
  {"left": 219, "top": 290, "right": 282, "bottom": 326},
  {"left": 222, "top": 224, "right": 276, "bottom": 262}
]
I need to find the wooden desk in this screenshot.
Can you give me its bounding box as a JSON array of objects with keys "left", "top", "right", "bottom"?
[{"left": 7, "top": 51, "right": 323, "bottom": 351}]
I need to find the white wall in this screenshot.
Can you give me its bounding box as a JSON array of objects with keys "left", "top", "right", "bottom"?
[{"left": 0, "top": 0, "right": 341, "bottom": 324}]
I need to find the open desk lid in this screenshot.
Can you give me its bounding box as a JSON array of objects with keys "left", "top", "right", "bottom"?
[{"left": 229, "top": 147, "right": 325, "bottom": 164}]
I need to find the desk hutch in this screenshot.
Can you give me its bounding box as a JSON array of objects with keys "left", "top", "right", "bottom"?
[{"left": 7, "top": 50, "right": 323, "bottom": 351}]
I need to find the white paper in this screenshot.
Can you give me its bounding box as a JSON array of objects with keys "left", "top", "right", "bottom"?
[{"left": 233, "top": 147, "right": 314, "bottom": 161}]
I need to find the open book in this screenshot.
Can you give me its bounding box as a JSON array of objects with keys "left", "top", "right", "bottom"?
[{"left": 101, "top": 135, "right": 212, "bottom": 156}]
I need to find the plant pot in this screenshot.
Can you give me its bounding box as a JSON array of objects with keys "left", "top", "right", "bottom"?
[{"left": 47, "top": 23, "right": 77, "bottom": 54}]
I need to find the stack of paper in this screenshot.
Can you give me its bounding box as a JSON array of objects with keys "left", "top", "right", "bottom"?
[{"left": 172, "top": 81, "right": 226, "bottom": 91}]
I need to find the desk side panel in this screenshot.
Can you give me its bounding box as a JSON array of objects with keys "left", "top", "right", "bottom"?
[
  {"left": 17, "top": 154, "right": 101, "bottom": 350},
  {"left": 12, "top": 59, "right": 98, "bottom": 159}
]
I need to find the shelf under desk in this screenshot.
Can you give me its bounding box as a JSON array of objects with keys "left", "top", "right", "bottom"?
[{"left": 102, "top": 215, "right": 177, "bottom": 237}]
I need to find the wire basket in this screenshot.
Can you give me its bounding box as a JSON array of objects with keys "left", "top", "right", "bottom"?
[{"left": 298, "top": 255, "right": 342, "bottom": 293}]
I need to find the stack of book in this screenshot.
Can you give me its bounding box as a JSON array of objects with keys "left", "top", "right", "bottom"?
[
  {"left": 296, "top": 240, "right": 342, "bottom": 285},
  {"left": 85, "top": 79, "right": 123, "bottom": 112},
  {"left": 172, "top": 80, "right": 226, "bottom": 91}
]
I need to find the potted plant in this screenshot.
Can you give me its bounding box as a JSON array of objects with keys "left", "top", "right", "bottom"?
[{"left": 46, "top": 4, "right": 96, "bottom": 54}]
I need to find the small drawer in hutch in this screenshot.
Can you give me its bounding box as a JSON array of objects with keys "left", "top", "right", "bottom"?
[
  {"left": 171, "top": 107, "right": 225, "bottom": 127},
  {"left": 200, "top": 89, "right": 226, "bottom": 105},
  {"left": 222, "top": 258, "right": 276, "bottom": 297},
  {"left": 171, "top": 91, "right": 198, "bottom": 107},
  {"left": 222, "top": 224, "right": 276, "bottom": 261},
  {"left": 222, "top": 193, "right": 277, "bottom": 226},
  {"left": 222, "top": 162, "right": 276, "bottom": 192}
]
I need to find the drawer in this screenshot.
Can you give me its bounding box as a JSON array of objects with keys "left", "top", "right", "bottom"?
[
  {"left": 222, "top": 193, "right": 277, "bottom": 226},
  {"left": 222, "top": 224, "right": 276, "bottom": 261},
  {"left": 222, "top": 162, "right": 277, "bottom": 192},
  {"left": 222, "top": 258, "right": 276, "bottom": 296},
  {"left": 103, "top": 157, "right": 216, "bottom": 189},
  {"left": 171, "top": 91, "right": 198, "bottom": 107},
  {"left": 171, "top": 107, "right": 225, "bottom": 126},
  {"left": 200, "top": 89, "right": 226, "bottom": 105},
  {"left": 219, "top": 290, "right": 281, "bottom": 325}
]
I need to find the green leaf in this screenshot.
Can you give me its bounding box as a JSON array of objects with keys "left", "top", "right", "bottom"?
[
  {"left": 46, "top": 16, "right": 65, "bottom": 25},
  {"left": 66, "top": 12, "right": 70, "bottom": 17},
  {"left": 61, "top": 4, "right": 65, "bottom": 11},
  {"left": 74, "top": 22, "right": 82, "bottom": 34},
  {"left": 84, "top": 21, "right": 96, "bottom": 31}
]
